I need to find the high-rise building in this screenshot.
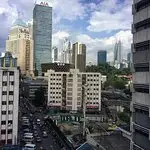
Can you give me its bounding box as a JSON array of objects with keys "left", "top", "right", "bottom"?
[
  {"left": 114, "top": 40, "right": 122, "bottom": 65},
  {"left": 131, "top": 1, "right": 150, "bottom": 149},
  {"left": 61, "top": 39, "right": 72, "bottom": 64},
  {"left": 6, "top": 19, "right": 34, "bottom": 76},
  {"left": 97, "top": 50, "right": 107, "bottom": 65},
  {"left": 33, "top": 2, "right": 52, "bottom": 76},
  {"left": 0, "top": 67, "right": 19, "bottom": 146},
  {"left": 0, "top": 52, "right": 17, "bottom": 67},
  {"left": 52, "top": 47, "right": 58, "bottom": 62},
  {"left": 47, "top": 69, "right": 101, "bottom": 111},
  {"left": 127, "top": 52, "right": 132, "bottom": 68},
  {"left": 72, "top": 42, "right": 86, "bottom": 72}
]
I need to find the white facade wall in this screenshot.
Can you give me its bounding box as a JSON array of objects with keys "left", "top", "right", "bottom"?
[
  {"left": 48, "top": 69, "right": 101, "bottom": 111},
  {"left": 0, "top": 67, "right": 19, "bottom": 145}
]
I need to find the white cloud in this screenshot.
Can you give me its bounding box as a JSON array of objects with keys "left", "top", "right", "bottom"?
[
  {"left": 52, "top": 31, "right": 70, "bottom": 46},
  {"left": 87, "top": 0, "right": 132, "bottom": 32}
]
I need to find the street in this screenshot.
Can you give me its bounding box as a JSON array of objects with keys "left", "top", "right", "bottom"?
[{"left": 19, "top": 97, "right": 66, "bottom": 150}]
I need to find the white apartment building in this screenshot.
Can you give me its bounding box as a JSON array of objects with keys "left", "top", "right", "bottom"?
[
  {"left": 48, "top": 69, "right": 101, "bottom": 111},
  {"left": 0, "top": 67, "right": 19, "bottom": 146}
]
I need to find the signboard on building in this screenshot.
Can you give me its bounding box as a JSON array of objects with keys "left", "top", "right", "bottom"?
[{"left": 40, "top": 2, "right": 49, "bottom": 6}]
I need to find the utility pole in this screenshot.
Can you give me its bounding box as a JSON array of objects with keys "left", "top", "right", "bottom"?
[{"left": 82, "top": 84, "right": 88, "bottom": 138}]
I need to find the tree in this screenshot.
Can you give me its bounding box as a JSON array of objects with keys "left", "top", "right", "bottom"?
[
  {"left": 117, "top": 112, "right": 130, "bottom": 123},
  {"left": 33, "top": 87, "right": 46, "bottom": 107}
]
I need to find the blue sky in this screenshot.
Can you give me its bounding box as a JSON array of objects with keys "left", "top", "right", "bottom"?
[{"left": 0, "top": 0, "right": 132, "bottom": 63}]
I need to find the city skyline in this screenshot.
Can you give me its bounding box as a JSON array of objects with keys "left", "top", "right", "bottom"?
[{"left": 0, "top": 0, "right": 132, "bottom": 64}]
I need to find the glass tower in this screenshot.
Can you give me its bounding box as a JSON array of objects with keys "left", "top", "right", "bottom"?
[
  {"left": 97, "top": 50, "right": 107, "bottom": 65},
  {"left": 33, "top": 4, "right": 52, "bottom": 76}
]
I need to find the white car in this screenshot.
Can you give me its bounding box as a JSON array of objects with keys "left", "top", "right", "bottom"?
[{"left": 23, "top": 143, "right": 36, "bottom": 150}]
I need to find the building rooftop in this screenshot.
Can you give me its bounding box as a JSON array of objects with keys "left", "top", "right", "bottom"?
[
  {"left": 12, "top": 18, "right": 27, "bottom": 28},
  {"left": 94, "top": 132, "right": 130, "bottom": 150}
]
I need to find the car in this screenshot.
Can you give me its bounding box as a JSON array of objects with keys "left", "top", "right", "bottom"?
[
  {"left": 36, "top": 137, "right": 42, "bottom": 143},
  {"left": 39, "top": 147, "right": 46, "bottom": 150},
  {"left": 34, "top": 131, "right": 38, "bottom": 137},
  {"left": 42, "top": 131, "right": 48, "bottom": 138},
  {"left": 36, "top": 119, "right": 40, "bottom": 125},
  {"left": 24, "top": 128, "right": 30, "bottom": 133}
]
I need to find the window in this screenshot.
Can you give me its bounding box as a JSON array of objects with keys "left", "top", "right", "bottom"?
[
  {"left": 2, "top": 101, "right": 6, "bottom": 105},
  {"left": 8, "top": 129, "right": 12, "bottom": 134},
  {"left": 9, "top": 91, "right": 14, "bottom": 95},
  {"left": 134, "top": 84, "right": 149, "bottom": 94},
  {"left": 2, "top": 91, "right": 7, "bottom": 95},
  {"left": 2, "top": 82, "right": 7, "bottom": 86},
  {"left": 7, "top": 139, "right": 12, "bottom": 144},
  {"left": 8, "top": 120, "right": 13, "bottom": 124},
  {"left": 1, "top": 130, "right": 6, "bottom": 134},
  {"left": 9, "top": 101, "right": 13, "bottom": 105},
  {"left": 134, "top": 63, "right": 149, "bottom": 72},
  {"left": 3, "top": 71, "right": 7, "bottom": 76},
  {"left": 8, "top": 111, "right": 13, "bottom": 114},
  {"left": 134, "top": 18, "right": 150, "bottom": 32},
  {"left": 10, "top": 81, "right": 14, "bottom": 85},
  {"left": 2, "top": 111, "right": 6, "bottom": 115},
  {"left": 135, "top": 0, "right": 150, "bottom": 12},
  {"left": 1, "top": 121, "right": 6, "bottom": 125},
  {"left": 9, "top": 71, "right": 14, "bottom": 75},
  {"left": 134, "top": 40, "right": 150, "bottom": 52}
]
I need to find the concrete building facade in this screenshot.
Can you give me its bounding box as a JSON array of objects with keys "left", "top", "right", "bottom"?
[
  {"left": 0, "top": 52, "right": 17, "bottom": 68},
  {"left": 33, "top": 3, "right": 52, "bottom": 76},
  {"left": 0, "top": 67, "right": 19, "bottom": 146},
  {"left": 48, "top": 69, "right": 101, "bottom": 111},
  {"left": 131, "top": 1, "right": 150, "bottom": 149},
  {"left": 22, "top": 79, "right": 48, "bottom": 101},
  {"left": 72, "top": 42, "right": 86, "bottom": 72},
  {"left": 6, "top": 19, "right": 34, "bottom": 76}
]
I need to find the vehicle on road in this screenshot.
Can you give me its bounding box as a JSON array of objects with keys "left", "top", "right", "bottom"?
[
  {"left": 24, "top": 133, "right": 33, "bottom": 136},
  {"left": 23, "top": 135, "right": 34, "bottom": 143},
  {"left": 36, "top": 119, "right": 41, "bottom": 125},
  {"left": 24, "top": 128, "right": 30, "bottom": 133},
  {"left": 23, "top": 143, "right": 36, "bottom": 150},
  {"left": 36, "top": 136, "right": 42, "bottom": 143},
  {"left": 34, "top": 131, "right": 38, "bottom": 137},
  {"left": 42, "top": 131, "right": 48, "bottom": 138}
]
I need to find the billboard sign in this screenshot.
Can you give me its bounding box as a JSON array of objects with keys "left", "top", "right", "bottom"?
[{"left": 40, "top": 2, "right": 49, "bottom": 6}]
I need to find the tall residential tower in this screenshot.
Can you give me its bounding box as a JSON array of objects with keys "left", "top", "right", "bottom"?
[
  {"left": 72, "top": 42, "right": 86, "bottom": 72},
  {"left": 131, "top": 1, "right": 150, "bottom": 149},
  {"left": 33, "top": 2, "right": 52, "bottom": 76}
]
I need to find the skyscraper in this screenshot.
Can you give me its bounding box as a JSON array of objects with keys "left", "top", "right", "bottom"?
[
  {"left": 6, "top": 19, "right": 34, "bottom": 76},
  {"left": 33, "top": 2, "right": 52, "bottom": 76},
  {"left": 131, "top": 1, "right": 150, "bottom": 149},
  {"left": 114, "top": 40, "right": 122, "bottom": 64},
  {"left": 97, "top": 50, "right": 107, "bottom": 65},
  {"left": 127, "top": 52, "right": 132, "bottom": 68},
  {"left": 52, "top": 47, "right": 58, "bottom": 62},
  {"left": 72, "top": 42, "right": 86, "bottom": 72}
]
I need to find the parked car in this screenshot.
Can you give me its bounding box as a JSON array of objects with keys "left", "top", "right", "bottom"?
[
  {"left": 43, "top": 131, "right": 48, "bottom": 138},
  {"left": 36, "top": 137, "right": 42, "bottom": 143}
]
